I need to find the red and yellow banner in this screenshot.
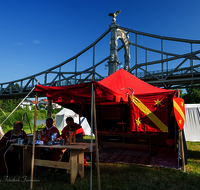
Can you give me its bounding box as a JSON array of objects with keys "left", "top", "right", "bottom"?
[
  {"left": 173, "top": 98, "right": 185, "bottom": 131},
  {"left": 130, "top": 93, "right": 169, "bottom": 132}
]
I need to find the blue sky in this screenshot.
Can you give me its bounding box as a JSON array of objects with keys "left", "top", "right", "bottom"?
[{"left": 1, "top": 0, "right": 200, "bottom": 84}]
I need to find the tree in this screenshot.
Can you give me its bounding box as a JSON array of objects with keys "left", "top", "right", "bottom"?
[
  {"left": 8, "top": 83, "right": 20, "bottom": 91},
  {"left": 0, "top": 98, "right": 22, "bottom": 112},
  {"left": 182, "top": 85, "right": 200, "bottom": 103}
]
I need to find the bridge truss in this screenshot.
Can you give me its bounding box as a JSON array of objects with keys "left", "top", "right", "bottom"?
[{"left": 1, "top": 21, "right": 200, "bottom": 99}]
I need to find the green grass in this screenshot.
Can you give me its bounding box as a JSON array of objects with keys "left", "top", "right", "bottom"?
[
  {"left": 185, "top": 142, "right": 200, "bottom": 176},
  {"left": 0, "top": 139, "right": 199, "bottom": 189},
  {"left": 0, "top": 161, "right": 199, "bottom": 190}
]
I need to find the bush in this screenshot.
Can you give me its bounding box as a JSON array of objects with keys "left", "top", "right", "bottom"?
[
  {"left": 52, "top": 108, "right": 62, "bottom": 114},
  {"left": 37, "top": 110, "right": 47, "bottom": 119},
  {"left": 0, "top": 110, "right": 34, "bottom": 131}
]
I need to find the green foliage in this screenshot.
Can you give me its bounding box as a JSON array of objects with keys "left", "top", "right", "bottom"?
[
  {"left": 182, "top": 85, "right": 200, "bottom": 103},
  {"left": 51, "top": 107, "right": 62, "bottom": 114},
  {"left": 0, "top": 98, "right": 22, "bottom": 112},
  {"left": 8, "top": 83, "right": 20, "bottom": 91},
  {"left": 37, "top": 109, "right": 47, "bottom": 119},
  {"left": 38, "top": 109, "right": 47, "bottom": 114},
  {"left": 31, "top": 105, "right": 35, "bottom": 110},
  {"left": 179, "top": 89, "right": 183, "bottom": 97},
  {"left": 38, "top": 104, "right": 46, "bottom": 110},
  {"left": 0, "top": 109, "right": 34, "bottom": 131}
]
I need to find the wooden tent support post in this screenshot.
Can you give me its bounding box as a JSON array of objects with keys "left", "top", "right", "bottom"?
[
  {"left": 93, "top": 88, "right": 101, "bottom": 190},
  {"left": 30, "top": 92, "right": 38, "bottom": 189},
  {"left": 90, "top": 82, "right": 94, "bottom": 190},
  {"left": 47, "top": 100, "right": 52, "bottom": 118},
  {"left": 180, "top": 130, "right": 186, "bottom": 172},
  {"left": 79, "top": 108, "right": 81, "bottom": 125}
]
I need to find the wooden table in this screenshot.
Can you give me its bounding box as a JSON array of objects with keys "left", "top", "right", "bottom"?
[
  {"left": 98, "top": 131, "right": 157, "bottom": 155},
  {"left": 14, "top": 143, "right": 93, "bottom": 184}
]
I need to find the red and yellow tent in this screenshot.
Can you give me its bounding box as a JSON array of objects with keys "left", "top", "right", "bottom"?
[
  {"left": 34, "top": 69, "right": 177, "bottom": 133},
  {"left": 99, "top": 69, "right": 176, "bottom": 133}
]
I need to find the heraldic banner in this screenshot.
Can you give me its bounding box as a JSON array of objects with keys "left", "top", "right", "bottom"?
[
  {"left": 173, "top": 98, "right": 185, "bottom": 131},
  {"left": 130, "top": 93, "right": 170, "bottom": 132}
]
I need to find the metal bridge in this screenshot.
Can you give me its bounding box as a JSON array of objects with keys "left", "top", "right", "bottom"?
[{"left": 1, "top": 12, "right": 200, "bottom": 99}]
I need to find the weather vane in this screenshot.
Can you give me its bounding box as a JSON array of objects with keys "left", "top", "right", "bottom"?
[{"left": 108, "top": 10, "right": 121, "bottom": 22}]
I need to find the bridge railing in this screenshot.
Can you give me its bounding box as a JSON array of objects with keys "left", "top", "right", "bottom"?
[
  {"left": 1, "top": 23, "right": 200, "bottom": 98},
  {"left": 135, "top": 64, "right": 200, "bottom": 79}
]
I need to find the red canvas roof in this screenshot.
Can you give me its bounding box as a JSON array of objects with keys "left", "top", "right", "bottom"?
[
  {"left": 34, "top": 81, "right": 127, "bottom": 104},
  {"left": 99, "top": 69, "right": 175, "bottom": 96},
  {"left": 34, "top": 69, "right": 175, "bottom": 105}
]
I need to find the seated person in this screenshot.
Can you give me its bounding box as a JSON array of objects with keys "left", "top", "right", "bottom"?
[
  {"left": 41, "top": 118, "right": 60, "bottom": 160},
  {"left": 52, "top": 117, "right": 85, "bottom": 162},
  {"left": 0, "top": 121, "right": 28, "bottom": 176},
  {"left": 60, "top": 117, "right": 85, "bottom": 142},
  {"left": 41, "top": 118, "right": 60, "bottom": 140}
]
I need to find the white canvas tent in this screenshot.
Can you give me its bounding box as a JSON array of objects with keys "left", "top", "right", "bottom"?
[
  {"left": 0, "top": 125, "right": 4, "bottom": 140},
  {"left": 184, "top": 104, "right": 200, "bottom": 142},
  {"left": 55, "top": 108, "right": 94, "bottom": 136}
]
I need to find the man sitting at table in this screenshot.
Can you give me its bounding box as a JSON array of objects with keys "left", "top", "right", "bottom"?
[
  {"left": 41, "top": 118, "right": 60, "bottom": 160},
  {"left": 52, "top": 117, "right": 85, "bottom": 162}
]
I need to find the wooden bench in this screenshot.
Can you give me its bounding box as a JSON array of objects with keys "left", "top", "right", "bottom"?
[{"left": 98, "top": 131, "right": 157, "bottom": 156}]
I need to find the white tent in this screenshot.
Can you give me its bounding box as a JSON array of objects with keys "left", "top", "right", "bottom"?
[
  {"left": 184, "top": 104, "right": 200, "bottom": 142},
  {"left": 0, "top": 125, "right": 4, "bottom": 140},
  {"left": 55, "top": 108, "right": 94, "bottom": 136}
]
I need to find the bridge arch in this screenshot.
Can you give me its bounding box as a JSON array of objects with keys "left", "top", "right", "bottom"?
[
  {"left": 116, "top": 28, "right": 131, "bottom": 71},
  {"left": 1, "top": 20, "right": 200, "bottom": 99}
]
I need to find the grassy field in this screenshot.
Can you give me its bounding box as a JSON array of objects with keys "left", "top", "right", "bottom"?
[
  {"left": 185, "top": 142, "right": 200, "bottom": 176},
  {"left": 0, "top": 140, "right": 199, "bottom": 190}
]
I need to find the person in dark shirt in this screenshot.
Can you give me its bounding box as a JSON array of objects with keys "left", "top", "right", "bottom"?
[
  {"left": 52, "top": 117, "right": 85, "bottom": 162},
  {"left": 0, "top": 121, "right": 28, "bottom": 176},
  {"left": 60, "top": 117, "right": 85, "bottom": 142}
]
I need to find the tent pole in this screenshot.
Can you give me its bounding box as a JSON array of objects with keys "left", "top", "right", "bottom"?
[
  {"left": 47, "top": 100, "right": 52, "bottom": 118},
  {"left": 79, "top": 108, "right": 81, "bottom": 125},
  {"left": 30, "top": 92, "right": 38, "bottom": 189},
  {"left": 90, "top": 82, "right": 94, "bottom": 190},
  {"left": 93, "top": 87, "right": 101, "bottom": 190},
  {"left": 180, "top": 130, "right": 186, "bottom": 172}
]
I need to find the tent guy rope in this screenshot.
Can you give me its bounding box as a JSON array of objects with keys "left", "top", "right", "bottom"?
[{"left": 0, "top": 86, "right": 35, "bottom": 127}]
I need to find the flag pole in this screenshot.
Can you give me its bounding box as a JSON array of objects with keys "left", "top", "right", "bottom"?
[
  {"left": 180, "top": 129, "right": 186, "bottom": 172},
  {"left": 177, "top": 89, "right": 186, "bottom": 172},
  {"left": 30, "top": 91, "right": 38, "bottom": 189}
]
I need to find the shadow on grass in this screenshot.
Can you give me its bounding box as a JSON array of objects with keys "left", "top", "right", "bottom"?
[
  {"left": 187, "top": 150, "right": 200, "bottom": 160},
  {"left": 1, "top": 164, "right": 200, "bottom": 190}
]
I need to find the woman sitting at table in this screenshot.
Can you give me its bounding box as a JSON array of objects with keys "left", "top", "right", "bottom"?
[
  {"left": 0, "top": 121, "right": 28, "bottom": 176},
  {"left": 52, "top": 117, "right": 85, "bottom": 162}
]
